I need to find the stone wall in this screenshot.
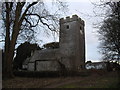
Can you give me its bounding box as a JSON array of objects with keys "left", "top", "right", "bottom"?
[
  {"left": 27, "top": 49, "right": 61, "bottom": 71},
  {"left": 29, "top": 49, "right": 59, "bottom": 62},
  {"left": 35, "top": 60, "right": 61, "bottom": 71},
  {"left": 28, "top": 63, "right": 34, "bottom": 71},
  {"left": 59, "top": 15, "right": 85, "bottom": 71}
]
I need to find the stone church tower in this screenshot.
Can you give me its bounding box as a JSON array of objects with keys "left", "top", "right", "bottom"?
[
  {"left": 24, "top": 15, "right": 85, "bottom": 72},
  {"left": 59, "top": 15, "right": 85, "bottom": 71}
]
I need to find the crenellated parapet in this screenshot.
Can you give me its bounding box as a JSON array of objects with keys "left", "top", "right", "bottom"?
[{"left": 60, "top": 15, "right": 84, "bottom": 26}]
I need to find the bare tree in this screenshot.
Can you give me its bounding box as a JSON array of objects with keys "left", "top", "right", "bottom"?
[
  {"left": 1, "top": 1, "right": 68, "bottom": 78},
  {"left": 92, "top": 1, "right": 120, "bottom": 62}
]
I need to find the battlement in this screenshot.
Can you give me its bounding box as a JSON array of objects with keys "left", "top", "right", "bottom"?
[{"left": 60, "top": 15, "right": 84, "bottom": 25}]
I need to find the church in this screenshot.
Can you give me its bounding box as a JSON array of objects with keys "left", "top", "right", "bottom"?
[{"left": 23, "top": 15, "right": 85, "bottom": 72}]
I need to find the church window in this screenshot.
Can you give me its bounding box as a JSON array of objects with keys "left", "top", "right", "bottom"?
[
  {"left": 66, "top": 25, "right": 69, "bottom": 29},
  {"left": 80, "top": 26, "right": 82, "bottom": 30}
]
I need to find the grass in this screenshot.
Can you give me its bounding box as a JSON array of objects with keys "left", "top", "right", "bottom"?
[
  {"left": 59, "top": 85, "right": 77, "bottom": 88},
  {"left": 3, "top": 71, "right": 120, "bottom": 88},
  {"left": 58, "top": 77, "right": 119, "bottom": 88}
]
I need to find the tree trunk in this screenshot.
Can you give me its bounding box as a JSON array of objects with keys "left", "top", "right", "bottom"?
[
  {"left": 3, "top": 2, "right": 37, "bottom": 79},
  {"left": 3, "top": 30, "right": 20, "bottom": 79},
  {"left": 3, "top": 3, "right": 13, "bottom": 79},
  {"left": 3, "top": 3, "right": 23, "bottom": 79},
  {"left": 3, "top": 39, "right": 15, "bottom": 78}
]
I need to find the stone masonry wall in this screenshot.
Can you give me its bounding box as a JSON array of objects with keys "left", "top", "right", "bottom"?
[
  {"left": 27, "top": 49, "right": 61, "bottom": 71},
  {"left": 59, "top": 15, "right": 85, "bottom": 71}
]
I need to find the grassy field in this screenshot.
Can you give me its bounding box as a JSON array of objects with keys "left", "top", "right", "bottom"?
[
  {"left": 58, "top": 75, "right": 119, "bottom": 88},
  {"left": 2, "top": 70, "right": 120, "bottom": 88}
]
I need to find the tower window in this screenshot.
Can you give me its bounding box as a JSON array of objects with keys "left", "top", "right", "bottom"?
[
  {"left": 66, "top": 25, "right": 69, "bottom": 29},
  {"left": 80, "top": 26, "right": 82, "bottom": 30}
]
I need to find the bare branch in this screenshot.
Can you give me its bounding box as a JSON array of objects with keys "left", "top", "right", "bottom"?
[
  {"left": 24, "top": 17, "right": 39, "bottom": 28},
  {"left": 25, "top": 13, "right": 57, "bottom": 32},
  {"left": 19, "top": 2, "right": 38, "bottom": 25},
  {"left": 0, "top": 40, "right": 5, "bottom": 42}
]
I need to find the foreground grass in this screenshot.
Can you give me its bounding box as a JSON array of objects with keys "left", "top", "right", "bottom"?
[
  {"left": 3, "top": 71, "right": 120, "bottom": 88},
  {"left": 58, "top": 72, "right": 119, "bottom": 88},
  {"left": 59, "top": 77, "right": 119, "bottom": 88}
]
